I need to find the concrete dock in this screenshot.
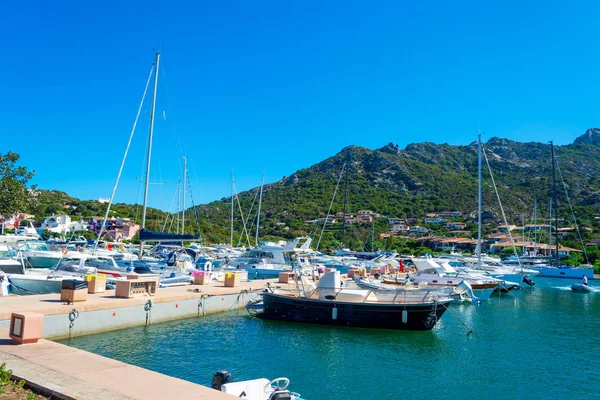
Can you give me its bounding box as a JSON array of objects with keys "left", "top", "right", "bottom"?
[
  {"left": 0, "top": 279, "right": 288, "bottom": 399},
  {"left": 0, "top": 327, "right": 237, "bottom": 399},
  {"left": 0, "top": 279, "right": 281, "bottom": 339}
]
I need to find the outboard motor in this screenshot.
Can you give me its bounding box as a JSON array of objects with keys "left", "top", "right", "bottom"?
[
  {"left": 211, "top": 370, "right": 232, "bottom": 391},
  {"left": 455, "top": 280, "right": 480, "bottom": 305}
]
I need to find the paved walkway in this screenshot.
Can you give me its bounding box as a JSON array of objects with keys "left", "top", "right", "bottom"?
[{"left": 0, "top": 327, "right": 236, "bottom": 399}]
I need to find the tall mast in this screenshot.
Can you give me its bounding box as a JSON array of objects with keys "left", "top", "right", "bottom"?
[
  {"left": 255, "top": 173, "right": 264, "bottom": 247},
  {"left": 533, "top": 198, "right": 537, "bottom": 255},
  {"left": 548, "top": 197, "right": 552, "bottom": 254},
  {"left": 176, "top": 180, "right": 181, "bottom": 234},
  {"left": 141, "top": 52, "right": 160, "bottom": 230},
  {"left": 477, "top": 133, "right": 482, "bottom": 266},
  {"left": 342, "top": 149, "right": 350, "bottom": 249},
  {"left": 551, "top": 141, "right": 559, "bottom": 266},
  {"left": 522, "top": 213, "right": 525, "bottom": 250},
  {"left": 182, "top": 156, "right": 186, "bottom": 234},
  {"left": 371, "top": 218, "right": 375, "bottom": 253},
  {"left": 230, "top": 171, "right": 235, "bottom": 247}
]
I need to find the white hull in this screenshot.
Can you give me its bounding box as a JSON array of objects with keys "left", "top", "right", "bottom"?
[
  {"left": 7, "top": 275, "right": 64, "bottom": 295},
  {"left": 533, "top": 267, "right": 594, "bottom": 279}
]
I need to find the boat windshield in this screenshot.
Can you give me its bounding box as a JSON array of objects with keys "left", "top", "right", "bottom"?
[
  {"left": 25, "top": 242, "right": 51, "bottom": 252},
  {"left": 84, "top": 257, "right": 121, "bottom": 271},
  {"left": 55, "top": 258, "right": 90, "bottom": 274}
]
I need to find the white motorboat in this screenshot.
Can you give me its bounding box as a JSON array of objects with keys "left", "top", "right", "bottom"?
[
  {"left": 410, "top": 258, "right": 501, "bottom": 301},
  {"left": 212, "top": 370, "right": 303, "bottom": 400},
  {"left": 6, "top": 256, "right": 99, "bottom": 295}
]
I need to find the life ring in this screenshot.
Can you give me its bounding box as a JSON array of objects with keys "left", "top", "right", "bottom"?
[
  {"left": 61, "top": 247, "right": 68, "bottom": 255},
  {"left": 204, "top": 261, "right": 212, "bottom": 271}
]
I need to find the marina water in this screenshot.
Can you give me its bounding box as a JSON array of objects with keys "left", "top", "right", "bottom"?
[{"left": 60, "top": 278, "right": 599, "bottom": 399}]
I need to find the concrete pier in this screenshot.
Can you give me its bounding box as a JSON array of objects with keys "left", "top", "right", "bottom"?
[
  {"left": 0, "top": 327, "right": 237, "bottom": 399},
  {"left": 0, "top": 279, "right": 292, "bottom": 399},
  {"left": 0, "top": 279, "right": 278, "bottom": 339}
]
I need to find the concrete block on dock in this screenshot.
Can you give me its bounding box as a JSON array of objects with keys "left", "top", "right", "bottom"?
[
  {"left": 60, "top": 280, "right": 88, "bottom": 302},
  {"left": 9, "top": 312, "right": 44, "bottom": 344},
  {"left": 278, "top": 271, "right": 294, "bottom": 283},
  {"left": 193, "top": 271, "right": 210, "bottom": 285},
  {"left": 224, "top": 272, "right": 241, "bottom": 287},
  {"left": 85, "top": 274, "right": 106, "bottom": 294}
]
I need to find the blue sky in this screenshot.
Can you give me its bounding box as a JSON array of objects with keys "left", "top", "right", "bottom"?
[{"left": 2, "top": 1, "right": 600, "bottom": 211}]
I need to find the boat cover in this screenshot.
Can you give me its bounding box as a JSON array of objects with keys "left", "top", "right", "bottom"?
[{"left": 139, "top": 229, "right": 199, "bottom": 242}]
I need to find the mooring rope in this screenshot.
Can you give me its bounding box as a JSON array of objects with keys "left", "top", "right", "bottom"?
[{"left": 439, "top": 302, "right": 480, "bottom": 338}]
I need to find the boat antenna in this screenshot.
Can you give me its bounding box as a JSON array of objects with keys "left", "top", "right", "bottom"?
[
  {"left": 551, "top": 141, "right": 559, "bottom": 267},
  {"left": 92, "top": 56, "right": 155, "bottom": 254}
]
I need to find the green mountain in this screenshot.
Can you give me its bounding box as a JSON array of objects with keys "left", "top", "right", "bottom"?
[
  {"left": 22, "top": 129, "right": 600, "bottom": 251},
  {"left": 194, "top": 129, "right": 600, "bottom": 249}
]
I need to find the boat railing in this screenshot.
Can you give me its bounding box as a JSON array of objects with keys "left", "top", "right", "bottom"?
[{"left": 274, "top": 283, "right": 448, "bottom": 304}]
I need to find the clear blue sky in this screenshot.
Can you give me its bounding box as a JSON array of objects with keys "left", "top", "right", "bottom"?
[{"left": 2, "top": 1, "right": 600, "bottom": 212}]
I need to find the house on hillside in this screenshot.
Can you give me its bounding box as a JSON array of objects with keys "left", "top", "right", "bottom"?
[
  {"left": 389, "top": 224, "right": 409, "bottom": 234},
  {"left": 437, "top": 211, "right": 463, "bottom": 218},
  {"left": 444, "top": 222, "right": 466, "bottom": 230},
  {"left": 424, "top": 217, "right": 446, "bottom": 224},
  {"left": 41, "top": 215, "right": 72, "bottom": 234},
  {"left": 497, "top": 224, "right": 517, "bottom": 232},
  {"left": 388, "top": 217, "right": 404, "bottom": 225}
]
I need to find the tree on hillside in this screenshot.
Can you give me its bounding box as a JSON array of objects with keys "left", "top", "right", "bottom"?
[{"left": 0, "top": 152, "right": 35, "bottom": 217}]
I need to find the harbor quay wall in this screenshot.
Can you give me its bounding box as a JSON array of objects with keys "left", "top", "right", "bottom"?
[{"left": 0, "top": 281, "right": 273, "bottom": 340}]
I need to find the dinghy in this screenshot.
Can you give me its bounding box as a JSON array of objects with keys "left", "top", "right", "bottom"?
[{"left": 570, "top": 284, "right": 597, "bottom": 293}]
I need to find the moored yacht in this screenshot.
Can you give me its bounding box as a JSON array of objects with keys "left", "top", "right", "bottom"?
[{"left": 249, "top": 270, "right": 453, "bottom": 330}]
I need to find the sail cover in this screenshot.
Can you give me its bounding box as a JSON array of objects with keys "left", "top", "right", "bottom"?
[{"left": 139, "top": 229, "right": 199, "bottom": 242}]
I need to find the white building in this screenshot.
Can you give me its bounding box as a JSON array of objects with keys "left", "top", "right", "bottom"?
[{"left": 40, "top": 215, "right": 72, "bottom": 234}]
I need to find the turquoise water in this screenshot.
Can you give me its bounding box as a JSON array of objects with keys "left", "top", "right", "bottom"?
[{"left": 59, "top": 278, "right": 600, "bottom": 400}]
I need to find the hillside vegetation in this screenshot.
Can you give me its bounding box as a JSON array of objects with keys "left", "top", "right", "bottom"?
[{"left": 18, "top": 129, "right": 600, "bottom": 251}]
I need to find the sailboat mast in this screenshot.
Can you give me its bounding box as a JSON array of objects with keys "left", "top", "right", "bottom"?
[
  {"left": 141, "top": 52, "right": 160, "bottom": 230},
  {"left": 551, "top": 141, "right": 559, "bottom": 266},
  {"left": 533, "top": 198, "right": 537, "bottom": 255},
  {"left": 182, "top": 156, "right": 186, "bottom": 234},
  {"left": 230, "top": 171, "right": 234, "bottom": 247},
  {"left": 342, "top": 149, "right": 350, "bottom": 248},
  {"left": 176, "top": 180, "right": 181, "bottom": 234},
  {"left": 477, "top": 133, "right": 482, "bottom": 266},
  {"left": 255, "top": 173, "right": 264, "bottom": 247},
  {"left": 371, "top": 218, "right": 375, "bottom": 253}
]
